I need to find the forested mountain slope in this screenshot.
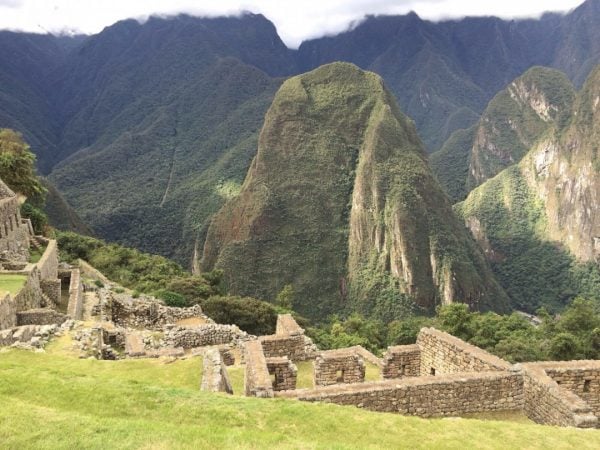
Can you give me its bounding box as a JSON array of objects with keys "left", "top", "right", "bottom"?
[{"left": 201, "top": 63, "right": 509, "bottom": 320}]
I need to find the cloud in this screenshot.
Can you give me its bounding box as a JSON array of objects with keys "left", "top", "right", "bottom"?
[
  {"left": 0, "top": 0, "right": 23, "bottom": 8},
  {"left": 0, "top": 0, "right": 584, "bottom": 47}
]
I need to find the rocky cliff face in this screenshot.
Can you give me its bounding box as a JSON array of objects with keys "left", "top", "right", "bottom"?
[
  {"left": 431, "top": 67, "right": 576, "bottom": 202},
  {"left": 468, "top": 67, "right": 576, "bottom": 191},
  {"left": 521, "top": 67, "right": 600, "bottom": 261},
  {"left": 202, "top": 63, "right": 508, "bottom": 319},
  {"left": 457, "top": 66, "right": 600, "bottom": 311}
]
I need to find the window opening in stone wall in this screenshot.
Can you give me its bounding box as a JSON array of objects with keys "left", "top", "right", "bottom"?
[
  {"left": 430, "top": 367, "right": 436, "bottom": 376},
  {"left": 270, "top": 373, "right": 277, "bottom": 386},
  {"left": 400, "top": 364, "right": 406, "bottom": 376},
  {"left": 584, "top": 379, "right": 591, "bottom": 392},
  {"left": 336, "top": 369, "right": 344, "bottom": 383}
]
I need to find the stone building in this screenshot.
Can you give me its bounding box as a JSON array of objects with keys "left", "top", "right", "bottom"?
[{"left": 0, "top": 178, "right": 30, "bottom": 263}]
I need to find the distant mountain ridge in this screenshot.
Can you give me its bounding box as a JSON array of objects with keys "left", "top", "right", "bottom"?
[{"left": 0, "top": 1, "right": 599, "bottom": 266}]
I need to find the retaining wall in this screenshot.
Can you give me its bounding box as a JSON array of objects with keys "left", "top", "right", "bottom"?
[
  {"left": 278, "top": 371, "right": 524, "bottom": 417},
  {"left": 0, "top": 196, "right": 29, "bottom": 261},
  {"left": 165, "top": 324, "right": 249, "bottom": 349},
  {"left": 111, "top": 294, "right": 209, "bottom": 329},
  {"left": 16, "top": 308, "right": 67, "bottom": 326},
  {"left": 13, "top": 268, "right": 43, "bottom": 311}
]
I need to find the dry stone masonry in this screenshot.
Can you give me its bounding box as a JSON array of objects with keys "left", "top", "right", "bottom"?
[
  {"left": 314, "top": 349, "right": 366, "bottom": 386},
  {"left": 266, "top": 357, "right": 297, "bottom": 391},
  {"left": 244, "top": 340, "right": 274, "bottom": 398},
  {"left": 0, "top": 179, "right": 30, "bottom": 262},
  {"left": 110, "top": 293, "right": 209, "bottom": 329},
  {"left": 417, "top": 327, "right": 512, "bottom": 375},
  {"left": 201, "top": 348, "right": 233, "bottom": 394},
  {"left": 382, "top": 344, "right": 420, "bottom": 379},
  {"left": 164, "top": 323, "right": 251, "bottom": 349},
  {"left": 259, "top": 314, "right": 317, "bottom": 361},
  {"left": 245, "top": 324, "right": 600, "bottom": 428}
]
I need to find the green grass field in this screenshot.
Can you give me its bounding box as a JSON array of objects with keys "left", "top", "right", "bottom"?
[
  {"left": 1, "top": 344, "right": 599, "bottom": 449},
  {"left": 0, "top": 273, "right": 27, "bottom": 295}
]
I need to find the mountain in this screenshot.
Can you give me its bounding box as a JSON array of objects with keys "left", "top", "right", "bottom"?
[
  {"left": 43, "top": 179, "right": 92, "bottom": 235},
  {"left": 432, "top": 67, "right": 576, "bottom": 202},
  {"left": 456, "top": 66, "right": 600, "bottom": 312},
  {"left": 297, "top": 1, "right": 600, "bottom": 153},
  {"left": 1, "top": 2, "right": 600, "bottom": 270},
  {"left": 48, "top": 14, "right": 293, "bottom": 263},
  {"left": 0, "top": 31, "right": 69, "bottom": 173},
  {"left": 201, "top": 63, "right": 509, "bottom": 320}
]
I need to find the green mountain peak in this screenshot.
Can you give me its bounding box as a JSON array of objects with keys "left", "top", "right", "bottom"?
[{"left": 201, "top": 62, "right": 508, "bottom": 320}]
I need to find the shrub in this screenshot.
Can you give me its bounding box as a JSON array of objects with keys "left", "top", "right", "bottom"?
[
  {"left": 157, "top": 290, "right": 187, "bottom": 308},
  {"left": 199, "top": 296, "right": 278, "bottom": 335}
]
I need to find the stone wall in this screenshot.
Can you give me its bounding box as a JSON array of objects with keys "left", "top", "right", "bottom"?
[
  {"left": 0, "top": 196, "right": 29, "bottom": 262},
  {"left": 16, "top": 308, "right": 67, "bottom": 326},
  {"left": 36, "top": 240, "right": 58, "bottom": 280},
  {"left": 545, "top": 366, "right": 600, "bottom": 417},
  {"left": 522, "top": 362, "right": 599, "bottom": 428},
  {"left": 382, "top": 345, "right": 421, "bottom": 379},
  {"left": 417, "top": 327, "right": 512, "bottom": 375},
  {"left": 111, "top": 294, "right": 210, "bottom": 329},
  {"left": 67, "top": 268, "right": 84, "bottom": 320},
  {"left": 258, "top": 314, "right": 316, "bottom": 361},
  {"left": 77, "top": 259, "right": 111, "bottom": 284},
  {"left": 278, "top": 371, "right": 524, "bottom": 418},
  {"left": 0, "top": 292, "right": 16, "bottom": 330},
  {"left": 276, "top": 314, "right": 304, "bottom": 335},
  {"left": 12, "top": 268, "right": 43, "bottom": 311},
  {"left": 314, "top": 349, "right": 366, "bottom": 386},
  {"left": 244, "top": 340, "right": 274, "bottom": 398},
  {"left": 164, "top": 324, "right": 250, "bottom": 349},
  {"left": 201, "top": 348, "right": 233, "bottom": 394},
  {"left": 260, "top": 333, "right": 307, "bottom": 361},
  {"left": 40, "top": 279, "right": 61, "bottom": 306},
  {"left": 267, "top": 357, "right": 297, "bottom": 391}
]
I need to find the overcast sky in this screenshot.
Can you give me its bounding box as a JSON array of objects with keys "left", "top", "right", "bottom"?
[{"left": 0, "top": 0, "right": 586, "bottom": 48}]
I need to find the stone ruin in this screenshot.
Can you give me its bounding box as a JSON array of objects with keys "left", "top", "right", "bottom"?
[
  {"left": 0, "top": 177, "right": 74, "bottom": 349},
  {"left": 314, "top": 349, "right": 365, "bottom": 386},
  {"left": 0, "top": 197, "right": 597, "bottom": 429},
  {"left": 244, "top": 322, "right": 600, "bottom": 429}
]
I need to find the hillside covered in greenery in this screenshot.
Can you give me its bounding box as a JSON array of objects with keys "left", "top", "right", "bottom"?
[
  {"left": 1, "top": 3, "right": 600, "bottom": 269},
  {"left": 456, "top": 66, "right": 600, "bottom": 313},
  {"left": 201, "top": 62, "right": 508, "bottom": 320}
]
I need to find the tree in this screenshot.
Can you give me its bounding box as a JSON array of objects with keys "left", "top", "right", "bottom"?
[
  {"left": 276, "top": 284, "right": 294, "bottom": 310},
  {"left": 0, "top": 128, "right": 45, "bottom": 198},
  {"left": 436, "top": 303, "right": 474, "bottom": 340},
  {"left": 549, "top": 332, "right": 581, "bottom": 360}
]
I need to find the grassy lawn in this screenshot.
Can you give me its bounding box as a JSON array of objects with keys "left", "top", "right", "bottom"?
[
  {"left": 0, "top": 273, "right": 27, "bottom": 295},
  {"left": 29, "top": 248, "right": 44, "bottom": 263},
  {"left": 1, "top": 348, "right": 599, "bottom": 449}
]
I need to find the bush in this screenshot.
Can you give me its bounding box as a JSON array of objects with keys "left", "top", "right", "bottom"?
[
  {"left": 200, "top": 296, "right": 278, "bottom": 335},
  {"left": 157, "top": 290, "right": 187, "bottom": 308}
]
